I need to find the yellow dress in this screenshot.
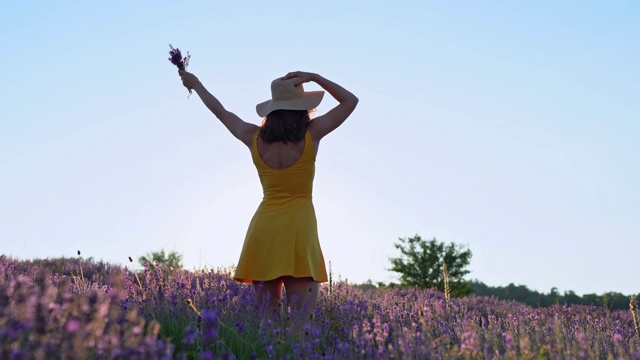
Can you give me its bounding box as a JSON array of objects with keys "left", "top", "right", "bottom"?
[{"left": 233, "top": 129, "right": 328, "bottom": 283}]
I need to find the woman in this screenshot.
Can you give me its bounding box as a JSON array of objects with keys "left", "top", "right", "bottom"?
[{"left": 179, "top": 70, "right": 358, "bottom": 333}]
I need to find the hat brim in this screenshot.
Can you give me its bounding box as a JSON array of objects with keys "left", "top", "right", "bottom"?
[{"left": 256, "top": 91, "right": 324, "bottom": 118}]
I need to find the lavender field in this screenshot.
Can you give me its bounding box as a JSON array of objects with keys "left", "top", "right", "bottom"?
[{"left": 1, "top": 255, "right": 638, "bottom": 359}]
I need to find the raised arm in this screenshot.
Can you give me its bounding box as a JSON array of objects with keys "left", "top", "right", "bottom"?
[
  {"left": 282, "top": 72, "right": 358, "bottom": 141},
  {"left": 179, "top": 70, "right": 258, "bottom": 148}
]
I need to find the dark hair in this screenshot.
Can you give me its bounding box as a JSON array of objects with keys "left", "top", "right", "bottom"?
[{"left": 259, "top": 109, "right": 312, "bottom": 144}]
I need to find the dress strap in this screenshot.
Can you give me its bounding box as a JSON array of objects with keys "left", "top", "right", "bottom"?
[{"left": 303, "top": 128, "right": 315, "bottom": 161}]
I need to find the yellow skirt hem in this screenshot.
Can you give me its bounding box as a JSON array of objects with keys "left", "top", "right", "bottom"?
[{"left": 233, "top": 274, "right": 328, "bottom": 284}]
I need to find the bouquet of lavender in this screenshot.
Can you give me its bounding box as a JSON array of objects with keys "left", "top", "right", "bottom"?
[{"left": 168, "top": 44, "right": 192, "bottom": 93}]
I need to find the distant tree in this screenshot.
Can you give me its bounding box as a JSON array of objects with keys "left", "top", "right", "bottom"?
[
  {"left": 582, "top": 293, "right": 600, "bottom": 306},
  {"left": 563, "top": 290, "right": 583, "bottom": 306},
  {"left": 139, "top": 249, "right": 183, "bottom": 271},
  {"left": 601, "top": 292, "right": 629, "bottom": 311},
  {"left": 354, "top": 279, "right": 378, "bottom": 291},
  {"left": 469, "top": 280, "right": 638, "bottom": 311},
  {"left": 389, "top": 235, "right": 473, "bottom": 297}
]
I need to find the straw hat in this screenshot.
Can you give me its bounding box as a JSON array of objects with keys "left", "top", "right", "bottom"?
[{"left": 256, "top": 78, "right": 324, "bottom": 117}]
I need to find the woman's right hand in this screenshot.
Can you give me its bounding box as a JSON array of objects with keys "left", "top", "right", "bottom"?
[
  {"left": 281, "top": 71, "right": 317, "bottom": 87},
  {"left": 179, "top": 70, "right": 201, "bottom": 90}
]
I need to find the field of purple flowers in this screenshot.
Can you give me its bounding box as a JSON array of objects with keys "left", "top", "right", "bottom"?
[{"left": 1, "top": 255, "right": 638, "bottom": 359}]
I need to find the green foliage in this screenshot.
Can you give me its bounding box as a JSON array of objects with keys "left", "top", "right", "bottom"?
[
  {"left": 354, "top": 279, "right": 378, "bottom": 292},
  {"left": 389, "top": 235, "right": 473, "bottom": 297},
  {"left": 138, "top": 249, "right": 183, "bottom": 271},
  {"left": 470, "top": 280, "right": 638, "bottom": 310}
]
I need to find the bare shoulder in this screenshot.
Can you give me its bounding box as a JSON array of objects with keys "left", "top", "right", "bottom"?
[
  {"left": 237, "top": 123, "right": 261, "bottom": 148},
  {"left": 307, "top": 99, "right": 357, "bottom": 141},
  {"left": 308, "top": 117, "right": 326, "bottom": 141}
]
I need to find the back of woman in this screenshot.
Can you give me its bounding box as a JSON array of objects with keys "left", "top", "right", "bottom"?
[{"left": 178, "top": 70, "right": 358, "bottom": 335}]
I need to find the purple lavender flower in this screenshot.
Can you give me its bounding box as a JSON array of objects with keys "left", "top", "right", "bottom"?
[
  {"left": 168, "top": 44, "right": 190, "bottom": 71},
  {"left": 266, "top": 345, "right": 275, "bottom": 358},
  {"left": 199, "top": 351, "right": 214, "bottom": 360},
  {"left": 64, "top": 319, "right": 81, "bottom": 332},
  {"left": 201, "top": 309, "right": 220, "bottom": 346},
  {"left": 168, "top": 44, "right": 192, "bottom": 94}
]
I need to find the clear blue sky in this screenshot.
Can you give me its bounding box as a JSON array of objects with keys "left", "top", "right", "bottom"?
[{"left": 1, "top": 1, "right": 638, "bottom": 296}]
